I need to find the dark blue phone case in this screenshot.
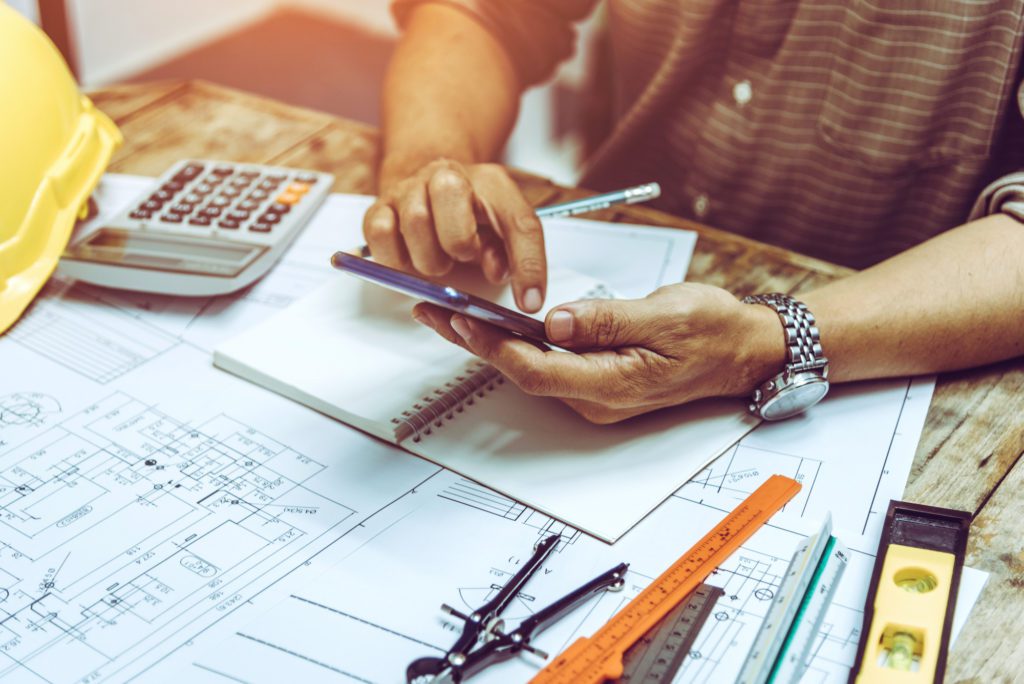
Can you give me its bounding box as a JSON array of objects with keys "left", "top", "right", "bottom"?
[{"left": 331, "top": 252, "right": 550, "bottom": 344}]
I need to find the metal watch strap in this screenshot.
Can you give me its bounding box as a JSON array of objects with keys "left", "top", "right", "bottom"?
[{"left": 741, "top": 293, "right": 828, "bottom": 372}]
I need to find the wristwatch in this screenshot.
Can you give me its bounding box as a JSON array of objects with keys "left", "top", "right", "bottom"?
[{"left": 741, "top": 293, "right": 829, "bottom": 421}]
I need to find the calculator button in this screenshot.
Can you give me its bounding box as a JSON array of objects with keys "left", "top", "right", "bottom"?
[
  {"left": 152, "top": 190, "right": 174, "bottom": 202},
  {"left": 237, "top": 200, "right": 260, "bottom": 212},
  {"left": 257, "top": 179, "right": 279, "bottom": 191},
  {"left": 218, "top": 219, "right": 240, "bottom": 230},
  {"left": 249, "top": 222, "right": 273, "bottom": 233},
  {"left": 174, "top": 167, "right": 202, "bottom": 182},
  {"left": 275, "top": 192, "right": 301, "bottom": 205},
  {"left": 193, "top": 184, "right": 215, "bottom": 195},
  {"left": 239, "top": 169, "right": 260, "bottom": 179},
  {"left": 170, "top": 203, "right": 195, "bottom": 215},
  {"left": 162, "top": 180, "right": 185, "bottom": 192},
  {"left": 266, "top": 202, "right": 289, "bottom": 214},
  {"left": 183, "top": 193, "right": 204, "bottom": 204},
  {"left": 265, "top": 172, "right": 287, "bottom": 182},
  {"left": 209, "top": 196, "right": 231, "bottom": 207},
  {"left": 229, "top": 177, "right": 251, "bottom": 187},
  {"left": 227, "top": 210, "right": 250, "bottom": 221},
  {"left": 189, "top": 216, "right": 212, "bottom": 226},
  {"left": 199, "top": 206, "right": 222, "bottom": 217},
  {"left": 295, "top": 173, "right": 318, "bottom": 184},
  {"left": 212, "top": 165, "right": 235, "bottom": 176},
  {"left": 129, "top": 210, "right": 152, "bottom": 220},
  {"left": 141, "top": 199, "right": 163, "bottom": 211},
  {"left": 257, "top": 212, "right": 281, "bottom": 224},
  {"left": 248, "top": 190, "right": 269, "bottom": 201},
  {"left": 161, "top": 214, "right": 184, "bottom": 223},
  {"left": 286, "top": 182, "right": 311, "bottom": 195},
  {"left": 219, "top": 188, "right": 241, "bottom": 199}
]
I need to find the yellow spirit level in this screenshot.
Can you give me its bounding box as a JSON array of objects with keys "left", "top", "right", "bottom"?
[{"left": 849, "top": 500, "right": 971, "bottom": 683}]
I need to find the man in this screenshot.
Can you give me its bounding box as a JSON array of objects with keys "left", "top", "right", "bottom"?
[{"left": 363, "top": 1, "right": 1024, "bottom": 423}]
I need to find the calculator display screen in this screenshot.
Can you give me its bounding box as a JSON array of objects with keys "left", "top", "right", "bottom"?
[{"left": 65, "top": 228, "right": 264, "bottom": 277}]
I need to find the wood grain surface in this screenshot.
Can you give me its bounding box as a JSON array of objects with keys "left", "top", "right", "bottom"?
[{"left": 89, "top": 80, "right": 1024, "bottom": 683}]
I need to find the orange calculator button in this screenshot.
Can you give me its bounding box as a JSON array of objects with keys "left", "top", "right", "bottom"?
[
  {"left": 275, "top": 192, "right": 301, "bottom": 205},
  {"left": 286, "top": 182, "right": 311, "bottom": 195}
]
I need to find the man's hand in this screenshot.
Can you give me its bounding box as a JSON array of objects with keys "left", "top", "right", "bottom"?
[
  {"left": 363, "top": 160, "right": 547, "bottom": 313},
  {"left": 412, "top": 283, "right": 786, "bottom": 423}
]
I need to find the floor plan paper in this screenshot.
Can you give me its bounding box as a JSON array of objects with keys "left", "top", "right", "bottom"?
[
  {"left": 0, "top": 172, "right": 987, "bottom": 683},
  {"left": 0, "top": 174, "right": 709, "bottom": 682},
  {"left": 679, "top": 376, "right": 936, "bottom": 554},
  {"left": 142, "top": 377, "right": 972, "bottom": 684},
  {"left": 0, "top": 334, "right": 441, "bottom": 684},
  {"left": 161, "top": 425, "right": 986, "bottom": 684}
]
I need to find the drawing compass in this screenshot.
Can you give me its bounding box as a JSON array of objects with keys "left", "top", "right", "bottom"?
[{"left": 406, "top": 534, "right": 628, "bottom": 683}]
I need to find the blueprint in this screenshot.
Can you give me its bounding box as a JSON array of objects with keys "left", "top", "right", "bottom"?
[
  {"left": 0, "top": 175, "right": 984, "bottom": 683},
  {"left": 155, "top": 376, "right": 986, "bottom": 684},
  {"left": 0, "top": 339, "right": 440, "bottom": 683}
]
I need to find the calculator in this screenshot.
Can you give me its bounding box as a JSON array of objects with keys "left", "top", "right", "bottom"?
[{"left": 58, "top": 159, "right": 335, "bottom": 296}]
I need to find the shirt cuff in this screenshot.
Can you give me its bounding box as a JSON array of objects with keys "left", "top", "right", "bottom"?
[{"left": 969, "top": 171, "right": 1024, "bottom": 224}]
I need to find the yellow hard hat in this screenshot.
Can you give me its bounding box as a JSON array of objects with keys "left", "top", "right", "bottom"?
[{"left": 0, "top": 1, "right": 121, "bottom": 334}]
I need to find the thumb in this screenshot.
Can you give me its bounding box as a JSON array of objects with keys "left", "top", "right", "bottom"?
[{"left": 545, "top": 298, "right": 653, "bottom": 348}]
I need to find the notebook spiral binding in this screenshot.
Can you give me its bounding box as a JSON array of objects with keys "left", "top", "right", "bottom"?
[
  {"left": 391, "top": 361, "right": 504, "bottom": 442},
  {"left": 390, "top": 283, "right": 612, "bottom": 443}
]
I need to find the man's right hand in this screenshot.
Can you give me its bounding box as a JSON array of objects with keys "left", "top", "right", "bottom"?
[{"left": 362, "top": 159, "right": 547, "bottom": 313}]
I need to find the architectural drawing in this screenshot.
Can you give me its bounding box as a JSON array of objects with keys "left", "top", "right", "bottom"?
[
  {"left": 677, "top": 378, "right": 934, "bottom": 553},
  {"left": 439, "top": 478, "right": 582, "bottom": 548},
  {"left": 0, "top": 392, "right": 360, "bottom": 683},
  {"left": 6, "top": 283, "right": 180, "bottom": 385},
  {"left": 0, "top": 187, "right": 968, "bottom": 683},
  {"left": 0, "top": 394, "right": 60, "bottom": 431}
]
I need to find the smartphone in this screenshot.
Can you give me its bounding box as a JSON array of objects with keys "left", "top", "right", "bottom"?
[{"left": 330, "top": 252, "right": 550, "bottom": 344}]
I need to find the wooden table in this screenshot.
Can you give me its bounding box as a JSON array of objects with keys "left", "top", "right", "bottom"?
[{"left": 89, "top": 80, "right": 1024, "bottom": 682}]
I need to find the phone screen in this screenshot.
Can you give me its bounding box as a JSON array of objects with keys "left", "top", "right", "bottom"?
[{"left": 330, "top": 252, "right": 550, "bottom": 344}]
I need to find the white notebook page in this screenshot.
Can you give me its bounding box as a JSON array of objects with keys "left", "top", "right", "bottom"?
[
  {"left": 215, "top": 267, "right": 603, "bottom": 441},
  {"left": 215, "top": 217, "right": 759, "bottom": 541}
]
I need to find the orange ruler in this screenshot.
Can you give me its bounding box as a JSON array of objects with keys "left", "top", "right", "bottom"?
[{"left": 530, "top": 474, "right": 802, "bottom": 684}]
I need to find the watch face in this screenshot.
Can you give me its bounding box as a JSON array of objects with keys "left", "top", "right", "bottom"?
[{"left": 761, "top": 378, "right": 829, "bottom": 421}]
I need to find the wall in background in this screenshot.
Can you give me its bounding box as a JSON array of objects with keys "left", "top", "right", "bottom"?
[
  {"left": 61, "top": 0, "right": 597, "bottom": 184},
  {"left": 69, "top": 0, "right": 277, "bottom": 86},
  {"left": 286, "top": 0, "right": 395, "bottom": 36},
  {"left": 68, "top": 0, "right": 395, "bottom": 86},
  {"left": 7, "top": 0, "right": 38, "bottom": 23}
]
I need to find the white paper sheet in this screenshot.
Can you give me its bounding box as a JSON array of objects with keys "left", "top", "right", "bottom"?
[
  {"left": 0, "top": 337, "right": 441, "bottom": 683},
  {"left": 0, "top": 174, "right": 987, "bottom": 683},
  {"left": 150, "top": 376, "right": 987, "bottom": 684}
]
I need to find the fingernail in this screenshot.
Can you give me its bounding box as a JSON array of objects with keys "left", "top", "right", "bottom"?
[
  {"left": 412, "top": 311, "right": 431, "bottom": 327},
  {"left": 450, "top": 315, "right": 472, "bottom": 342},
  {"left": 522, "top": 288, "right": 542, "bottom": 312},
  {"left": 498, "top": 266, "right": 510, "bottom": 283},
  {"left": 549, "top": 310, "right": 574, "bottom": 342}
]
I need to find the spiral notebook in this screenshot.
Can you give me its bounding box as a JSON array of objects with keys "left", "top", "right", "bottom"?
[{"left": 215, "top": 231, "right": 758, "bottom": 542}]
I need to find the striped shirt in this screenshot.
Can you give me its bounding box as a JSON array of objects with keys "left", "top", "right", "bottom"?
[{"left": 393, "top": 0, "right": 1024, "bottom": 268}]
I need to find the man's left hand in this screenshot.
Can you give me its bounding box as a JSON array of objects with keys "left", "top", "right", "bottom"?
[{"left": 413, "top": 283, "right": 785, "bottom": 423}]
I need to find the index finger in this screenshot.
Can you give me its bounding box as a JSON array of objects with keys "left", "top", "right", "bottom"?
[
  {"left": 469, "top": 167, "right": 547, "bottom": 313},
  {"left": 427, "top": 166, "right": 481, "bottom": 263}
]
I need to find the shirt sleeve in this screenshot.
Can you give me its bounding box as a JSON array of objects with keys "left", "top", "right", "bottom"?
[
  {"left": 390, "top": 0, "right": 599, "bottom": 87},
  {"left": 969, "top": 82, "right": 1024, "bottom": 224}
]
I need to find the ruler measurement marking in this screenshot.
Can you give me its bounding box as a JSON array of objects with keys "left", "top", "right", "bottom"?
[
  {"left": 621, "top": 583, "right": 724, "bottom": 682},
  {"left": 532, "top": 475, "right": 802, "bottom": 684}
]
